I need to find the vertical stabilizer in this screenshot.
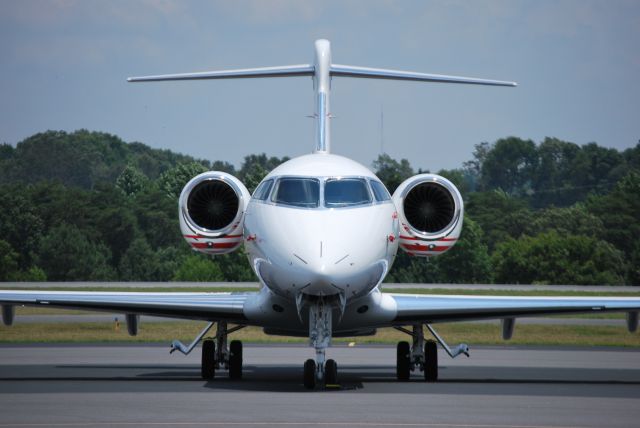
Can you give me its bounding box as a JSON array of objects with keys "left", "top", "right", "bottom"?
[{"left": 313, "top": 39, "right": 332, "bottom": 154}]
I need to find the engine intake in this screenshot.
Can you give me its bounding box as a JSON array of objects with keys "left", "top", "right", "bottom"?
[
  {"left": 392, "top": 174, "right": 463, "bottom": 257},
  {"left": 179, "top": 171, "right": 250, "bottom": 254},
  {"left": 187, "top": 180, "right": 239, "bottom": 231},
  {"left": 403, "top": 182, "right": 455, "bottom": 234}
]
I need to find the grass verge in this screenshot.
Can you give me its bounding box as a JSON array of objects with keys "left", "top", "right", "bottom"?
[{"left": 1, "top": 322, "right": 638, "bottom": 347}]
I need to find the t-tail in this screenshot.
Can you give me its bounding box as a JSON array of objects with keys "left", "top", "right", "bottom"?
[{"left": 128, "top": 39, "right": 516, "bottom": 154}]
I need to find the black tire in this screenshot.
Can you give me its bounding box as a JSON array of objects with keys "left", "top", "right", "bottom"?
[
  {"left": 303, "top": 359, "right": 316, "bottom": 389},
  {"left": 201, "top": 339, "right": 216, "bottom": 380},
  {"left": 325, "top": 359, "right": 338, "bottom": 385},
  {"left": 229, "top": 340, "right": 243, "bottom": 380},
  {"left": 424, "top": 340, "right": 438, "bottom": 382},
  {"left": 396, "top": 341, "right": 411, "bottom": 381}
]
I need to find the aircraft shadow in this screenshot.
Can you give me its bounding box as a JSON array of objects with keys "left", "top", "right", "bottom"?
[{"left": 1, "top": 364, "right": 639, "bottom": 397}]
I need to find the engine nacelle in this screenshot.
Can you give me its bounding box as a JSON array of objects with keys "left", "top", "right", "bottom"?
[
  {"left": 179, "top": 171, "right": 251, "bottom": 255},
  {"left": 392, "top": 173, "right": 464, "bottom": 257}
]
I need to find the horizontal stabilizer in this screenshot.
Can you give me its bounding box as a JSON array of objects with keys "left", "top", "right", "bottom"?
[
  {"left": 128, "top": 64, "right": 314, "bottom": 82},
  {"left": 128, "top": 63, "right": 516, "bottom": 87},
  {"left": 330, "top": 64, "right": 517, "bottom": 87}
]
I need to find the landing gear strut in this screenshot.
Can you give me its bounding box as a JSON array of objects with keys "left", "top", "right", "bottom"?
[
  {"left": 303, "top": 298, "right": 338, "bottom": 389},
  {"left": 394, "top": 323, "right": 469, "bottom": 381},
  {"left": 170, "top": 320, "right": 244, "bottom": 380}
]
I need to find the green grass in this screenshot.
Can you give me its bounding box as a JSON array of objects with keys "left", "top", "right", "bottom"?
[
  {"left": 1, "top": 286, "right": 257, "bottom": 293},
  {"left": 386, "top": 288, "right": 640, "bottom": 297},
  {"left": 4, "top": 285, "right": 640, "bottom": 296},
  {"left": 0, "top": 322, "right": 638, "bottom": 347}
]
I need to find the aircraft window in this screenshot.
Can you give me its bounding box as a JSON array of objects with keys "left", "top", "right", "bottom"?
[
  {"left": 370, "top": 180, "right": 391, "bottom": 201},
  {"left": 273, "top": 178, "right": 320, "bottom": 208},
  {"left": 253, "top": 179, "right": 273, "bottom": 201},
  {"left": 325, "top": 178, "right": 372, "bottom": 208}
]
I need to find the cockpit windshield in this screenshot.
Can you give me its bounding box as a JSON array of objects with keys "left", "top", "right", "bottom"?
[
  {"left": 324, "top": 178, "right": 372, "bottom": 207},
  {"left": 272, "top": 177, "right": 320, "bottom": 208}
]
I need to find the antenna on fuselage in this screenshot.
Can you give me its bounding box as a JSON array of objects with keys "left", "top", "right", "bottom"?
[{"left": 128, "top": 39, "right": 516, "bottom": 155}]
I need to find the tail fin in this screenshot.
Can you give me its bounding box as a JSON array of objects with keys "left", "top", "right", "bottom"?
[{"left": 128, "top": 39, "right": 516, "bottom": 154}]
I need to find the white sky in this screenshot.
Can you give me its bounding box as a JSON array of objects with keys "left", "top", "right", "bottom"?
[{"left": 1, "top": 0, "right": 639, "bottom": 172}]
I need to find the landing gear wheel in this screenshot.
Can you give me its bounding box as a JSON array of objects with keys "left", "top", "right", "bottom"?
[
  {"left": 396, "top": 341, "right": 411, "bottom": 381},
  {"left": 325, "top": 359, "right": 338, "bottom": 385},
  {"left": 424, "top": 339, "right": 438, "bottom": 382},
  {"left": 201, "top": 339, "right": 216, "bottom": 380},
  {"left": 229, "top": 340, "right": 243, "bottom": 380},
  {"left": 303, "top": 358, "right": 317, "bottom": 389}
]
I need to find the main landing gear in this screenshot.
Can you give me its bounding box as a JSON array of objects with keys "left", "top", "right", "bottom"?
[
  {"left": 394, "top": 324, "right": 469, "bottom": 382},
  {"left": 170, "top": 321, "right": 245, "bottom": 380},
  {"left": 200, "top": 321, "right": 246, "bottom": 380}
]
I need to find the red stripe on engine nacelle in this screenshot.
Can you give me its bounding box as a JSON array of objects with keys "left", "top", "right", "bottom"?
[
  {"left": 400, "top": 235, "right": 457, "bottom": 242},
  {"left": 401, "top": 243, "right": 450, "bottom": 252},
  {"left": 191, "top": 241, "right": 240, "bottom": 249}
]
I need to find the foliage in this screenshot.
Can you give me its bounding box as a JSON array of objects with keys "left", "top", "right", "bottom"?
[
  {"left": 0, "top": 240, "right": 19, "bottom": 281},
  {"left": 0, "top": 130, "right": 638, "bottom": 285},
  {"left": 116, "top": 164, "right": 149, "bottom": 197},
  {"left": 372, "top": 154, "right": 414, "bottom": 194},
  {"left": 38, "top": 223, "right": 116, "bottom": 281},
  {"left": 492, "top": 231, "right": 626, "bottom": 285},
  {"left": 158, "top": 162, "right": 208, "bottom": 199},
  {"left": 172, "top": 254, "right": 224, "bottom": 281},
  {"left": 238, "top": 153, "right": 289, "bottom": 193}
]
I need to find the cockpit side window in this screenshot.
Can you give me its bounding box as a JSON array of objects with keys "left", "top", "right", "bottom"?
[
  {"left": 272, "top": 177, "right": 320, "bottom": 208},
  {"left": 325, "top": 178, "right": 372, "bottom": 208},
  {"left": 253, "top": 179, "right": 273, "bottom": 201},
  {"left": 370, "top": 180, "right": 391, "bottom": 202}
]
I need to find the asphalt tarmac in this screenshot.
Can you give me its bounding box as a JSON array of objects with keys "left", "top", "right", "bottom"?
[{"left": 1, "top": 344, "right": 639, "bottom": 428}]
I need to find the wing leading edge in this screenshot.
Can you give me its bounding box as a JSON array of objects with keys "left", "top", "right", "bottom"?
[
  {"left": 390, "top": 293, "right": 640, "bottom": 328},
  {"left": 0, "top": 290, "right": 251, "bottom": 324}
]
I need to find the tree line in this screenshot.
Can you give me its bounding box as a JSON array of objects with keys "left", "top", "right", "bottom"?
[{"left": 0, "top": 130, "right": 638, "bottom": 285}]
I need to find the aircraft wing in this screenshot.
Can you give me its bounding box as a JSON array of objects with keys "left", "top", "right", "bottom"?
[
  {"left": 0, "top": 290, "right": 251, "bottom": 325},
  {"left": 390, "top": 293, "right": 640, "bottom": 328}
]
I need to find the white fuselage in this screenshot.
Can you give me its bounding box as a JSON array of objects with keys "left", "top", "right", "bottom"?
[{"left": 244, "top": 153, "right": 399, "bottom": 304}]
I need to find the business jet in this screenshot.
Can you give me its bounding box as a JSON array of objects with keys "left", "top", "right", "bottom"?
[{"left": 2, "top": 40, "right": 639, "bottom": 389}]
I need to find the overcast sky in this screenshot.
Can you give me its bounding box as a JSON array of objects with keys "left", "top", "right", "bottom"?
[{"left": 1, "top": 0, "right": 639, "bottom": 172}]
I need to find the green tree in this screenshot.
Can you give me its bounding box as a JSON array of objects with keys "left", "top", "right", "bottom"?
[
  {"left": 372, "top": 154, "right": 414, "bottom": 194},
  {"left": 465, "top": 190, "right": 533, "bottom": 251},
  {"left": 479, "top": 137, "right": 537, "bottom": 195},
  {"left": 437, "top": 218, "right": 493, "bottom": 283},
  {"left": 0, "top": 240, "right": 20, "bottom": 281},
  {"left": 37, "top": 223, "right": 115, "bottom": 280},
  {"left": 216, "top": 247, "right": 258, "bottom": 281},
  {"left": 492, "top": 231, "right": 626, "bottom": 285},
  {"left": 118, "top": 237, "right": 162, "bottom": 281},
  {"left": 172, "top": 254, "right": 224, "bottom": 281},
  {"left": 158, "top": 162, "right": 209, "bottom": 199},
  {"left": 238, "top": 153, "right": 289, "bottom": 193},
  {"left": 531, "top": 138, "right": 581, "bottom": 207},
  {"left": 527, "top": 203, "right": 604, "bottom": 239},
  {"left": 116, "top": 164, "right": 149, "bottom": 196}
]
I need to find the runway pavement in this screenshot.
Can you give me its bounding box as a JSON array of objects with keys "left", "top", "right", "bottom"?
[{"left": 0, "top": 344, "right": 639, "bottom": 427}]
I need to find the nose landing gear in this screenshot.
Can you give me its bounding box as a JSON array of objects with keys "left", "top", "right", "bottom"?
[{"left": 303, "top": 298, "right": 339, "bottom": 389}]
